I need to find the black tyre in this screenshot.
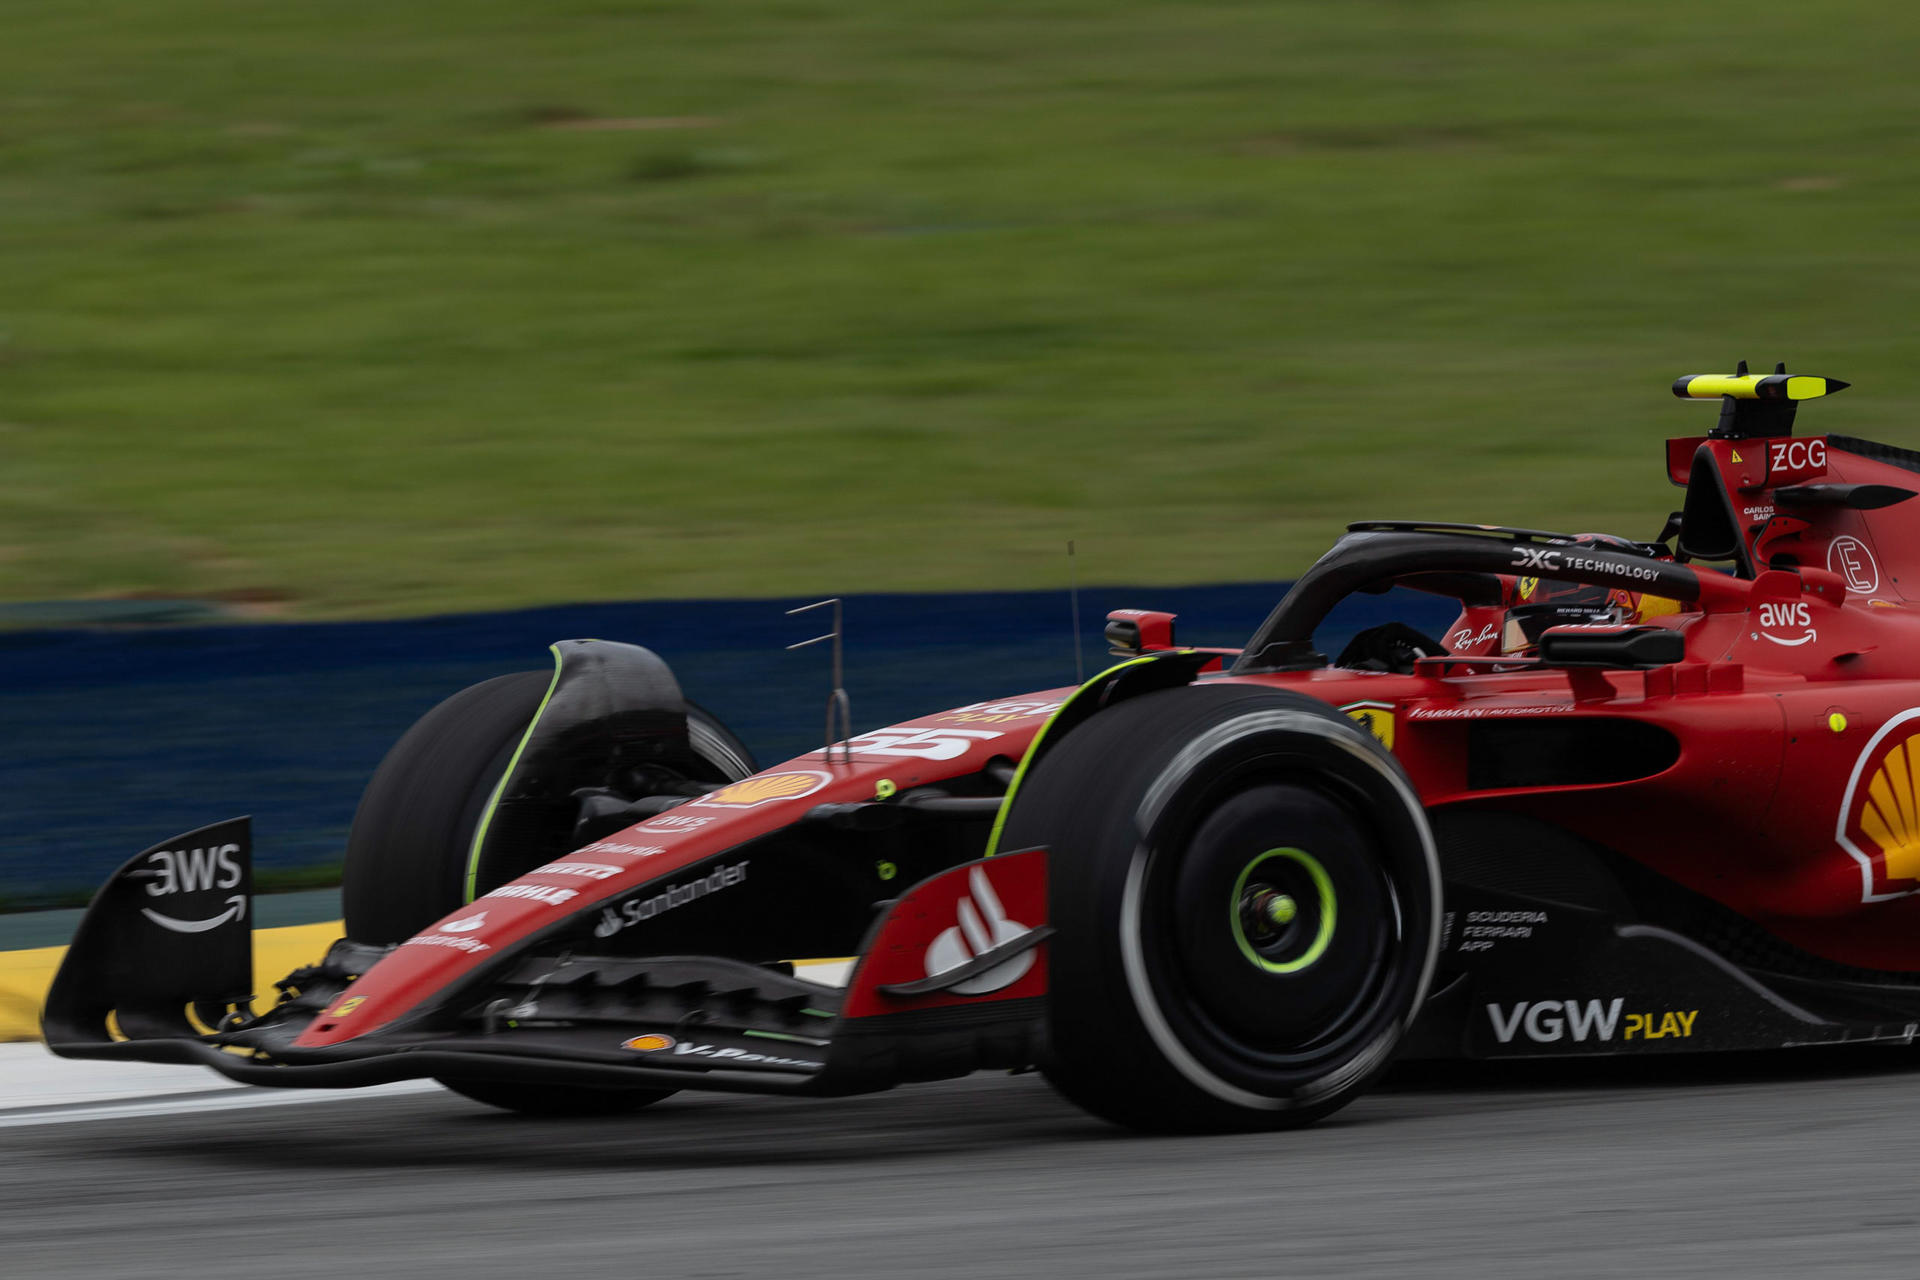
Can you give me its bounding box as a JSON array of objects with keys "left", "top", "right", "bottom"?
[
  {"left": 342, "top": 672, "right": 753, "bottom": 944},
  {"left": 438, "top": 1075, "right": 673, "bottom": 1117},
  {"left": 1000, "top": 683, "right": 1439, "bottom": 1133},
  {"left": 343, "top": 673, "right": 548, "bottom": 945}
]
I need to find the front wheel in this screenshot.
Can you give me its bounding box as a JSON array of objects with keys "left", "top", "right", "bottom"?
[
  {"left": 1000, "top": 683, "right": 1440, "bottom": 1132},
  {"left": 342, "top": 671, "right": 754, "bottom": 945}
]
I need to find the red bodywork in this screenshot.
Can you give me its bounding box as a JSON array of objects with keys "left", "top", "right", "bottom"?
[
  {"left": 303, "top": 430, "right": 1920, "bottom": 1044},
  {"left": 297, "top": 696, "right": 1073, "bottom": 1045}
]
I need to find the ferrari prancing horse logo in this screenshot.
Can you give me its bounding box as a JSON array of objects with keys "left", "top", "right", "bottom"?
[{"left": 1340, "top": 701, "right": 1395, "bottom": 751}]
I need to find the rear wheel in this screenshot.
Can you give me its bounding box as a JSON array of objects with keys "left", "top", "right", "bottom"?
[{"left": 1000, "top": 683, "right": 1439, "bottom": 1132}]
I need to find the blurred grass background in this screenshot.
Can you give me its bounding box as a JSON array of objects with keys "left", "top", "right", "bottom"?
[{"left": 5, "top": 0, "right": 1919, "bottom": 617}]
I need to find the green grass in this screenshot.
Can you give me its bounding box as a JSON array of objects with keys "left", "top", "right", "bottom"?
[{"left": 6, "top": 0, "right": 1920, "bottom": 616}]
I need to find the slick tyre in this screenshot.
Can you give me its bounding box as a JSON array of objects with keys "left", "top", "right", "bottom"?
[
  {"left": 342, "top": 671, "right": 753, "bottom": 945},
  {"left": 1000, "top": 684, "right": 1440, "bottom": 1133}
]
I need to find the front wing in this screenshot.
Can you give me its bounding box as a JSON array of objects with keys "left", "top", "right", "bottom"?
[{"left": 43, "top": 820, "right": 1052, "bottom": 1100}]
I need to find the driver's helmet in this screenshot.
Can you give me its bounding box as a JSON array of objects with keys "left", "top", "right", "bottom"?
[
  {"left": 1500, "top": 576, "right": 1636, "bottom": 655},
  {"left": 1499, "top": 534, "right": 1667, "bottom": 656}
]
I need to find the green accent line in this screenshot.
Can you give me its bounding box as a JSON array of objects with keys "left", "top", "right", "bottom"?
[
  {"left": 1230, "top": 848, "right": 1336, "bottom": 974},
  {"left": 800, "top": 1008, "right": 835, "bottom": 1018},
  {"left": 743, "top": 1028, "right": 832, "bottom": 1046},
  {"left": 463, "top": 645, "right": 565, "bottom": 902},
  {"left": 983, "top": 653, "right": 1167, "bottom": 858}
]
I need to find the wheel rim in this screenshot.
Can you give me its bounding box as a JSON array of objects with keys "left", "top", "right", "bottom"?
[
  {"left": 1229, "top": 847, "right": 1337, "bottom": 974},
  {"left": 1157, "top": 779, "right": 1402, "bottom": 1071}
]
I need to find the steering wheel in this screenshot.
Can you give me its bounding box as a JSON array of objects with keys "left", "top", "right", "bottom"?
[{"left": 1335, "top": 622, "right": 1447, "bottom": 674}]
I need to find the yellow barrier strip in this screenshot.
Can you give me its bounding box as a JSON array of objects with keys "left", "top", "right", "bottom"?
[{"left": 0, "top": 921, "right": 344, "bottom": 1044}]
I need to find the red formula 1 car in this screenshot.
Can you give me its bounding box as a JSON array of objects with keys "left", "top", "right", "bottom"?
[{"left": 46, "top": 366, "right": 1920, "bottom": 1131}]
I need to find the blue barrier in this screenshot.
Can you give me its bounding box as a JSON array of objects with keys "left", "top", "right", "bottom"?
[{"left": 0, "top": 583, "right": 1457, "bottom": 907}]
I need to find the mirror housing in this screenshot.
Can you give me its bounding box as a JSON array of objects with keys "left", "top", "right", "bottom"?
[
  {"left": 1106, "top": 609, "right": 1177, "bottom": 656},
  {"left": 1537, "top": 624, "right": 1685, "bottom": 669}
]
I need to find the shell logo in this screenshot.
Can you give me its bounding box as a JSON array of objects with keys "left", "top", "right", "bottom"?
[
  {"left": 623, "top": 1033, "right": 676, "bottom": 1052},
  {"left": 1857, "top": 737, "right": 1920, "bottom": 881},
  {"left": 1837, "top": 711, "right": 1920, "bottom": 901},
  {"left": 692, "top": 770, "right": 832, "bottom": 809}
]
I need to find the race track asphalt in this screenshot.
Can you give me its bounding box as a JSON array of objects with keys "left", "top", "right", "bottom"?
[{"left": 3, "top": 1051, "right": 1919, "bottom": 1279}]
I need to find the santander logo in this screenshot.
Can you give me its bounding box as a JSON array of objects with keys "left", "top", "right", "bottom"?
[
  {"left": 924, "top": 866, "right": 1034, "bottom": 995},
  {"left": 439, "top": 912, "right": 487, "bottom": 933}
]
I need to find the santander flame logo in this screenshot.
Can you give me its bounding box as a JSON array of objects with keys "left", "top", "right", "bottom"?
[{"left": 924, "top": 866, "right": 1033, "bottom": 995}]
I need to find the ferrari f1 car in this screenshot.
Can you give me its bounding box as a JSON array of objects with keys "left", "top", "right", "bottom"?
[{"left": 46, "top": 365, "right": 1920, "bottom": 1131}]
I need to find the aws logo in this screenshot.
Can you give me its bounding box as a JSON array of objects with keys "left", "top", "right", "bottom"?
[
  {"left": 137, "top": 843, "right": 247, "bottom": 934},
  {"left": 1755, "top": 601, "right": 1815, "bottom": 647},
  {"left": 1837, "top": 709, "right": 1920, "bottom": 901}
]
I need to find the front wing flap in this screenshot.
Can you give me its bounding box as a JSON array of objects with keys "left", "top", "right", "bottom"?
[{"left": 45, "top": 826, "right": 1052, "bottom": 1099}]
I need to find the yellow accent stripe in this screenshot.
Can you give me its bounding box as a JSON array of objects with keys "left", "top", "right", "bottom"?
[
  {"left": 0, "top": 921, "right": 342, "bottom": 1044},
  {"left": 984, "top": 654, "right": 1166, "bottom": 858},
  {"left": 464, "top": 646, "right": 565, "bottom": 902},
  {"left": 1674, "top": 373, "right": 1842, "bottom": 401}
]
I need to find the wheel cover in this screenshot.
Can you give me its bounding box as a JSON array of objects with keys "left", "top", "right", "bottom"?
[
  {"left": 1164, "top": 784, "right": 1395, "bottom": 1059},
  {"left": 1229, "top": 847, "right": 1337, "bottom": 974}
]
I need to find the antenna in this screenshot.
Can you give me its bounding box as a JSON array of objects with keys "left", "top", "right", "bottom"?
[
  {"left": 1067, "top": 540, "right": 1085, "bottom": 684},
  {"left": 786, "top": 598, "right": 851, "bottom": 766}
]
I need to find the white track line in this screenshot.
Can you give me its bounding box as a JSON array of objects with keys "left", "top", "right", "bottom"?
[
  {"left": 0, "top": 1041, "right": 439, "bottom": 1129},
  {"left": 0, "top": 1080, "right": 442, "bottom": 1130}
]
